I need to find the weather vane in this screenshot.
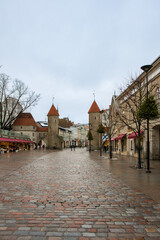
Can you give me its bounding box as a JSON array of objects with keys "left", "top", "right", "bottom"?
[
  {"left": 93, "top": 90, "right": 95, "bottom": 100},
  {"left": 52, "top": 96, "right": 55, "bottom": 105}
]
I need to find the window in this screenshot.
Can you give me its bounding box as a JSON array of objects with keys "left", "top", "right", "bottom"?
[
  {"left": 156, "top": 87, "right": 160, "bottom": 99},
  {"left": 21, "top": 126, "right": 22, "bottom": 129},
  {"left": 121, "top": 137, "right": 127, "bottom": 152},
  {"left": 33, "top": 133, "right": 34, "bottom": 136},
  {"left": 135, "top": 139, "right": 138, "bottom": 153}
]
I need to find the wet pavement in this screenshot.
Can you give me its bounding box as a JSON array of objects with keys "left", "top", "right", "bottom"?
[
  {"left": 101, "top": 153, "right": 160, "bottom": 204},
  {"left": 0, "top": 150, "right": 53, "bottom": 178},
  {"left": 0, "top": 148, "right": 160, "bottom": 240}
]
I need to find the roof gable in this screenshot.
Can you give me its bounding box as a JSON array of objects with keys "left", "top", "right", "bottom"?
[
  {"left": 88, "top": 100, "right": 100, "bottom": 113},
  {"left": 13, "top": 113, "right": 37, "bottom": 126},
  {"left": 47, "top": 105, "right": 59, "bottom": 116},
  {"left": 36, "top": 127, "right": 48, "bottom": 132},
  {"left": 59, "top": 118, "right": 73, "bottom": 128}
]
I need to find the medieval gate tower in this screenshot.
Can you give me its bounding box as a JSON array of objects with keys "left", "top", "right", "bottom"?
[
  {"left": 47, "top": 104, "right": 61, "bottom": 149},
  {"left": 88, "top": 100, "right": 101, "bottom": 150}
]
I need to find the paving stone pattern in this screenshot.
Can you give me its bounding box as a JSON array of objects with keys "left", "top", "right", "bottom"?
[{"left": 0, "top": 149, "right": 160, "bottom": 240}]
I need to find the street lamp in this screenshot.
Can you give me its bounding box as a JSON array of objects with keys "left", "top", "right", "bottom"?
[{"left": 141, "top": 64, "right": 152, "bottom": 173}]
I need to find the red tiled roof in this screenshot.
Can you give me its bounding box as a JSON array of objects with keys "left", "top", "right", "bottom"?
[
  {"left": 88, "top": 100, "right": 100, "bottom": 113},
  {"left": 101, "top": 108, "right": 109, "bottom": 113},
  {"left": 36, "top": 127, "right": 48, "bottom": 132},
  {"left": 36, "top": 123, "right": 41, "bottom": 127},
  {"left": 13, "top": 113, "right": 37, "bottom": 126},
  {"left": 59, "top": 118, "right": 73, "bottom": 128},
  {"left": 47, "top": 105, "right": 59, "bottom": 116}
]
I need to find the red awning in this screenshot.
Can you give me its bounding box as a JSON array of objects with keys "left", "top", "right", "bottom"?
[
  {"left": 107, "top": 138, "right": 115, "bottom": 142},
  {"left": 128, "top": 130, "right": 144, "bottom": 139},
  {"left": 0, "top": 137, "right": 33, "bottom": 143},
  {"left": 115, "top": 133, "right": 126, "bottom": 140}
]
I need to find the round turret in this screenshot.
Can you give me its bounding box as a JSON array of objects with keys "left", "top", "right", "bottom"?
[
  {"left": 47, "top": 104, "right": 60, "bottom": 149},
  {"left": 88, "top": 100, "right": 101, "bottom": 150}
]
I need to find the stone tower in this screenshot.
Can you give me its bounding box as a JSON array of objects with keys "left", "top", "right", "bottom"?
[
  {"left": 88, "top": 100, "right": 101, "bottom": 150},
  {"left": 47, "top": 104, "right": 60, "bottom": 149}
]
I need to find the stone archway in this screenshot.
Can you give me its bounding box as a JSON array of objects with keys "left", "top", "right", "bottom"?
[{"left": 151, "top": 125, "right": 160, "bottom": 160}]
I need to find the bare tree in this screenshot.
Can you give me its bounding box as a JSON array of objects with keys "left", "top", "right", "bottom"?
[
  {"left": 108, "top": 97, "right": 118, "bottom": 159},
  {"left": 100, "top": 104, "right": 118, "bottom": 159},
  {"left": 97, "top": 123, "right": 105, "bottom": 156},
  {"left": 0, "top": 73, "right": 40, "bottom": 130},
  {"left": 116, "top": 76, "right": 158, "bottom": 168}
]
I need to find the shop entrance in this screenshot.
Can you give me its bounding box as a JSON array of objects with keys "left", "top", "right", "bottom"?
[{"left": 152, "top": 125, "right": 160, "bottom": 159}]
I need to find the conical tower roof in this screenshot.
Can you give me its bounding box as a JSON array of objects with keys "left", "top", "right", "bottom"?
[
  {"left": 47, "top": 104, "right": 59, "bottom": 116},
  {"left": 88, "top": 100, "right": 100, "bottom": 113}
]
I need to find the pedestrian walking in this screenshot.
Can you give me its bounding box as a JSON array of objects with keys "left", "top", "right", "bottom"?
[{"left": 72, "top": 141, "right": 76, "bottom": 151}]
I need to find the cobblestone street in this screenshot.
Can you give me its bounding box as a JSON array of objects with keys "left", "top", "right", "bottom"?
[{"left": 0, "top": 149, "right": 160, "bottom": 240}]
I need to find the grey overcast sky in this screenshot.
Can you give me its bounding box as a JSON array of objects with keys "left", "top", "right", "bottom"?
[{"left": 0, "top": 0, "right": 160, "bottom": 123}]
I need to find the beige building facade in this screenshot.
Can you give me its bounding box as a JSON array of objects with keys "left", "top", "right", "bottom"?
[
  {"left": 109, "top": 56, "right": 160, "bottom": 160},
  {"left": 12, "top": 113, "right": 48, "bottom": 146},
  {"left": 12, "top": 104, "right": 84, "bottom": 150}
]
